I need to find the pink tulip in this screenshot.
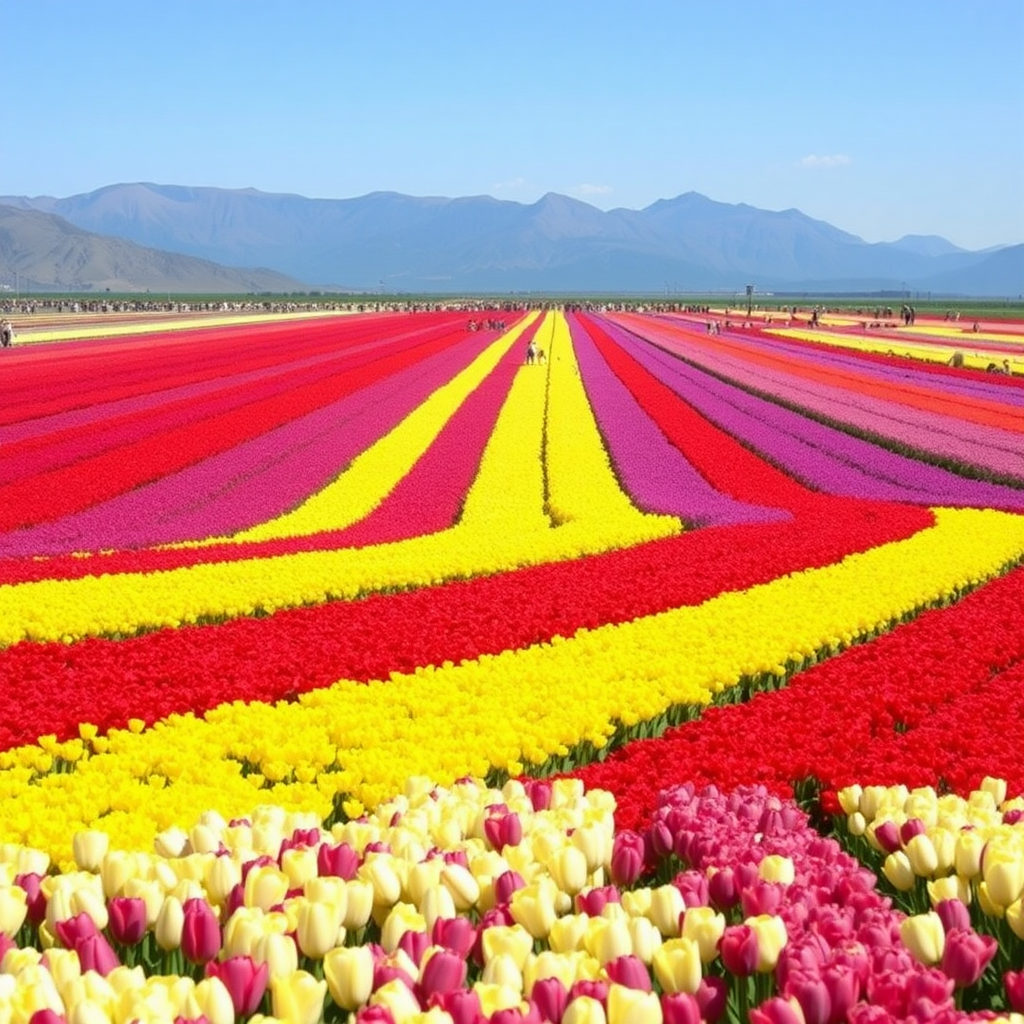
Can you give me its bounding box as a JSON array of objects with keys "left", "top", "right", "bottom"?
[
  {"left": 0, "top": 934, "right": 16, "bottom": 965},
  {"left": 418, "top": 949, "right": 467, "bottom": 999},
  {"left": 484, "top": 811, "right": 523, "bottom": 852},
  {"left": 672, "top": 870, "right": 709, "bottom": 909},
  {"left": 397, "top": 928, "right": 431, "bottom": 967},
  {"left": 524, "top": 779, "right": 553, "bottom": 812},
  {"left": 941, "top": 928, "right": 997, "bottom": 988},
  {"left": 610, "top": 832, "right": 646, "bottom": 887},
  {"left": 719, "top": 925, "right": 759, "bottom": 977},
  {"left": 1005, "top": 968, "right": 1024, "bottom": 1012},
  {"left": 181, "top": 898, "right": 221, "bottom": 966},
  {"left": 782, "top": 970, "right": 831, "bottom": 1024},
  {"left": 531, "top": 977, "right": 569, "bottom": 1024},
  {"left": 708, "top": 868, "right": 739, "bottom": 910},
  {"left": 15, "top": 873, "right": 46, "bottom": 925},
  {"left": 108, "top": 896, "right": 148, "bottom": 946},
  {"left": 604, "top": 955, "right": 652, "bottom": 992},
  {"left": 741, "top": 881, "right": 785, "bottom": 917},
  {"left": 493, "top": 1007, "right": 542, "bottom": 1024},
  {"left": 432, "top": 916, "right": 477, "bottom": 958},
  {"left": 356, "top": 1006, "right": 396, "bottom": 1024},
  {"left": 173, "top": 1017, "right": 211, "bottom": 1024},
  {"left": 55, "top": 911, "right": 99, "bottom": 949},
  {"left": 934, "top": 899, "right": 971, "bottom": 935},
  {"left": 493, "top": 870, "right": 527, "bottom": 906},
  {"left": 206, "top": 955, "right": 270, "bottom": 1016},
  {"left": 568, "top": 980, "right": 608, "bottom": 1007},
  {"left": 873, "top": 821, "right": 901, "bottom": 854},
  {"left": 29, "top": 1013, "right": 67, "bottom": 1024},
  {"left": 76, "top": 931, "right": 122, "bottom": 976},
  {"left": 748, "top": 996, "right": 804, "bottom": 1024},
  {"left": 428, "top": 989, "right": 486, "bottom": 1024},
  {"left": 576, "top": 886, "right": 620, "bottom": 918},
  {"left": 899, "top": 819, "right": 926, "bottom": 846},
  {"left": 660, "top": 992, "right": 702, "bottom": 1024},
  {"left": 317, "top": 841, "right": 360, "bottom": 880}
]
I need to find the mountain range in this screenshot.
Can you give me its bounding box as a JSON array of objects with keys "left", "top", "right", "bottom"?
[{"left": 2, "top": 183, "right": 1021, "bottom": 296}]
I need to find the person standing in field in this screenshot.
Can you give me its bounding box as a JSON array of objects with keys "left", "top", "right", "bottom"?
[{"left": 0, "top": 320, "right": 13, "bottom": 347}]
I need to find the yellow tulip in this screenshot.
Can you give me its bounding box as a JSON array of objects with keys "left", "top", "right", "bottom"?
[
  {"left": 271, "top": 970, "right": 327, "bottom": 1024},
  {"left": 900, "top": 912, "right": 945, "bottom": 965}
]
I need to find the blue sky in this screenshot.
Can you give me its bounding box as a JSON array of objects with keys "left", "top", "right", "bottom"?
[{"left": 6, "top": 0, "right": 1023, "bottom": 250}]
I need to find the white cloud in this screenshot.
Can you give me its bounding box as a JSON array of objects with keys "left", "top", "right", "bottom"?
[
  {"left": 798, "top": 154, "right": 852, "bottom": 169},
  {"left": 576, "top": 183, "right": 614, "bottom": 195}
]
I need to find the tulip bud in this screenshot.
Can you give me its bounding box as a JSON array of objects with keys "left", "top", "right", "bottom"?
[
  {"left": 419, "top": 947, "right": 468, "bottom": 1000},
  {"left": 652, "top": 938, "right": 701, "bottom": 995},
  {"left": 904, "top": 834, "right": 939, "bottom": 878},
  {"left": 297, "top": 898, "right": 345, "bottom": 959},
  {"left": 181, "top": 898, "right": 221, "bottom": 966},
  {"left": 271, "top": 969, "right": 327, "bottom": 1024},
  {"left": 680, "top": 908, "right": 724, "bottom": 964},
  {"left": 563, "top": 995, "right": 607, "bottom": 1024},
  {"left": 900, "top": 912, "right": 945, "bottom": 965},
  {"left": 107, "top": 896, "right": 147, "bottom": 946},
  {"left": 881, "top": 851, "right": 916, "bottom": 892},
  {"left": 746, "top": 915, "right": 787, "bottom": 973},
  {"left": 205, "top": 955, "right": 269, "bottom": 1017},
  {"left": 606, "top": 984, "right": 661, "bottom": 1024},
  {"left": 155, "top": 895, "right": 184, "bottom": 951},
  {"left": 325, "top": 945, "right": 375, "bottom": 1011},
  {"left": 941, "top": 928, "right": 997, "bottom": 988},
  {"left": 649, "top": 886, "right": 685, "bottom": 938}
]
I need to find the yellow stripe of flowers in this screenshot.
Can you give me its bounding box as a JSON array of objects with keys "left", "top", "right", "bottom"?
[
  {"left": 227, "top": 314, "right": 540, "bottom": 543},
  {"left": 0, "top": 315, "right": 679, "bottom": 648},
  {"left": 457, "top": 312, "right": 553, "bottom": 534},
  {"left": 3, "top": 507, "right": 1021, "bottom": 868}
]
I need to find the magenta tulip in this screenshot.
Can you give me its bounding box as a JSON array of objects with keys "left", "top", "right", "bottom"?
[
  {"left": 708, "top": 868, "right": 739, "bottom": 911},
  {"left": 317, "top": 841, "right": 360, "bottom": 880},
  {"left": 941, "top": 928, "right": 997, "bottom": 988},
  {"left": 610, "top": 832, "right": 646, "bottom": 887},
  {"left": 75, "top": 931, "right": 121, "bottom": 976},
  {"left": 783, "top": 970, "right": 830, "bottom": 1024},
  {"left": 493, "top": 1006, "right": 542, "bottom": 1024},
  {"left": 530, "top": 977, "right": 569, "bottom": 1024},
  {"left": 660, "top": 992, "right": 702, "bottom": 1024},
  {"left": 899, "top": 818, "right": 926, "bottom": 846},
  {"left": 604, "top": 954, "right": 652, "bottom": 992},
  {"left": 1005, "top": 969, "right": 1024, "bottom": 1012},
  {"left": 418, "top": 949, "right": 467, "bottom": 1000},
  {"left": 575, "top": 886, "right": 621, "bottom": 918},
  {"left": 206, "top": 955, "right": 270, "bottom": 1016},
  {"left": 493, "top": 870, "right": 527, "bottom": 906},
  {"left": 749, "top": 996, "right": 804, "bottom": 1024},
  {"left": 15, "top": 873, "right": 46, "bottom": 926},
  {"left": 55, "top": 912, "right": 98, "bottom": 950},
  {"left": 694, "top": 977, "right": 728, "bottom": 1024},
  {"left": 935, "top": 899, "right": 971, "bottom": 935},
  {"left": 719, "top": 925, "right": 759, "bottom": 977},
  {"left": 524, "top": 779, "right": 552, "bottom": 812},
  {"left": 568, "top": 980, "right": 608, "bottom": 1006},
  {"left": 873, "top": 821, "right": 901, "bottom": 854},
  {"left": 398, "top": 928, "right": 431, "bottom": 967},
  {"left": 29, "top": 1012, "right": 67, "bottom": 1024},
  {"left": 356, "top": 1006, "right": 396, "bottom": 1024},
  {"left": 428, "top": 989, "right": 485, "bottom": 1024},
  {"left": 108, "top": 896, "right": 148, "bottom": 946},
  {"left": 181, "top": 898, "right": 221, "bottom": 966},
  {"left": 432, "top": 916, "right": 477, "bottom": 958}
]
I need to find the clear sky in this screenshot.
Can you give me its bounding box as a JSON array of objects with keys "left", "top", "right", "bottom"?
[{"left": 5, "top": 0, "right": 1023, "bottom": 251}]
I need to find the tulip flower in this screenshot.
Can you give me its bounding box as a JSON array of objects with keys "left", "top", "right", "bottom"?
[
  {"left": 940, "top": 928, "right": 997, "bottom": 988},
  {"left": 718, "top": 925, "right": 758, "bottom": 977},
  {"left": 531, "top": 977, "right": 569, "bottom": 1024},
  {"left": 271, "top": 969, "right": 327, "bottom": 1024},
  {"left": 318, "top": 841, "right": 360, "bottom": 880},
  {"left": 746, "top": 915, "right": 788, "bottom": 973},
  {"left": 782, "top": 971, "right": 830, "bottom": 1024},
  {"left": 0, "top": 884, "right": 28, "bottom": 938},
  {"left": 606, "top": 984, "right": 661, "bottom": 1024},
  {"left": 904, "top": 833, "right": 939, "bottom": 878},
  {"left": 15, "top": 873, "right": 47, "bottom": 927},
  {"left": 181, "top": 898, "right": 221, "bottom": 966},
  {"left": 680, "top": 907, "right": 724, "bottom": 964},
  {"left": 155, "top": 896, "right": 185, "bottom": 952},
  {"left": 562, "top": 995, "right": 606, "bottom": 1024},
  {"left": 432, "top": 916, "right": 477, "bottom": 959},
  {"left": 748, "top": 996, "right": 805, "bottom": 1024},
  {"left": 649, "top": 885, "right": 685, "bottom": 938},
  {"left": 494, "top": 871, "right": 527, "bottom": 907},
  {"left": 603, "top": 955, "right": 651, "bottom": 992},
  {"left": 610, "top": 834, "right": 645, "bottom": 888},
  {"left": 934, "top": 898, "right": 971, "bottom": 934},
  {"left": 205, "top": 955, "right": 269, "bottom": 1016},
  {"left": 871, "top": 820, "right": 901, "bottom": 855},
  {"left": 707, "top": 868, "right": 739, "bottom": 911},
  {"left": 107, "top": 896, "right": 147, "bottom": 947},
  {"left": 417, "top": 948, "right": 467, "bottom": 1000},
  {"left": 881, "top": 851, "right": 916, "bottom": 892},
  {"left": 900, "top": 912, "right": 945, "bottom": 965},
  {"left": 324, "top": 945, "right": 377, "bottom": 1011},
  {"left": 73, "top": 831, "right": 110, "bottom": 873},
  {"left": 510, "top": 880, "right": 558, "bottom": 941},
  {"left": 76, "top": 931, "right": 122, "bottom": 977},
  {"left": 652, "top": 939, "right": 701, "bottom": 995},
  {"left": 1005, "top": 969, "right": 1024, "bottom": 1012}
]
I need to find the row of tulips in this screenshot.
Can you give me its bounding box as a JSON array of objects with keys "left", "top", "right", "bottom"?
[
  {"left": 572, "top": 550, "right": 1024, "bottom": 831},
  {"left": 1, "top": 505, "right": 1022, "bottom": 865},
  {"left": 3, "top": 774, "right": 1024, "bottom": 1022},
  {"left": 624, "top": 318, "right": 1024, "bottom": 485}
]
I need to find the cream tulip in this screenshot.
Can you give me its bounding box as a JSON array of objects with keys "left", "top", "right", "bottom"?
[
  {"left": 324, "top": 944, "right": 375, "bottom": 1011},
  {"left": 900, "top": 912, "right": 945, "bottom": 965}
]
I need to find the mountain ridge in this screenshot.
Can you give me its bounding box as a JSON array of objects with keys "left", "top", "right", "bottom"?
[{"left": 1, "top": 183, "right": 1020, "bottom": 295}]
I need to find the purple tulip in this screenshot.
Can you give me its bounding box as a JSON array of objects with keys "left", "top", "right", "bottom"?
[{"left": 205, "top": 956, "right": 269, "bottom": 1016}]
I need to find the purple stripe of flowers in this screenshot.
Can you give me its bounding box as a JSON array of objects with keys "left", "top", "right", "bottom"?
[
  {"left": 0, "top": 317, "right": 458, "bottom": 447},
  {"left": 568, "top": 315, "right": 790, "bottom": 527},
  {"left": 595, "top": 317, "right": 1024, "bottom": 511},
  {"left": 0, "top": 332, "right": 500, "bottom": 556},
  {"left": 640, "top": 325, "right": 1024, "bottom": 482},
  {"left": 0, "top": 322, "right": 459, "bottom": 485},
  {"left": 661, "top": 312, "right": 1024, "bottom": 410}
]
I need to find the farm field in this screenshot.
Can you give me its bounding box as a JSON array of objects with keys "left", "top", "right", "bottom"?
[{"left": 1, "top": 306, "right": 1024, "bottom": 1022}]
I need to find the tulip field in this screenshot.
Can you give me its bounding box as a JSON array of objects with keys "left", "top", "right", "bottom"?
[{"left": 2, "top": 306, "right": 1024, "bottom": 1023}]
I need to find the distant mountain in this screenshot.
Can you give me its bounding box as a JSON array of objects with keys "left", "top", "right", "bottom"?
[
  {"left": 0, "top": 204, "right": 306, "bottom": 294},
  {"left": 1, "top": 183, "right": 1019, "bottom": 295}
]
